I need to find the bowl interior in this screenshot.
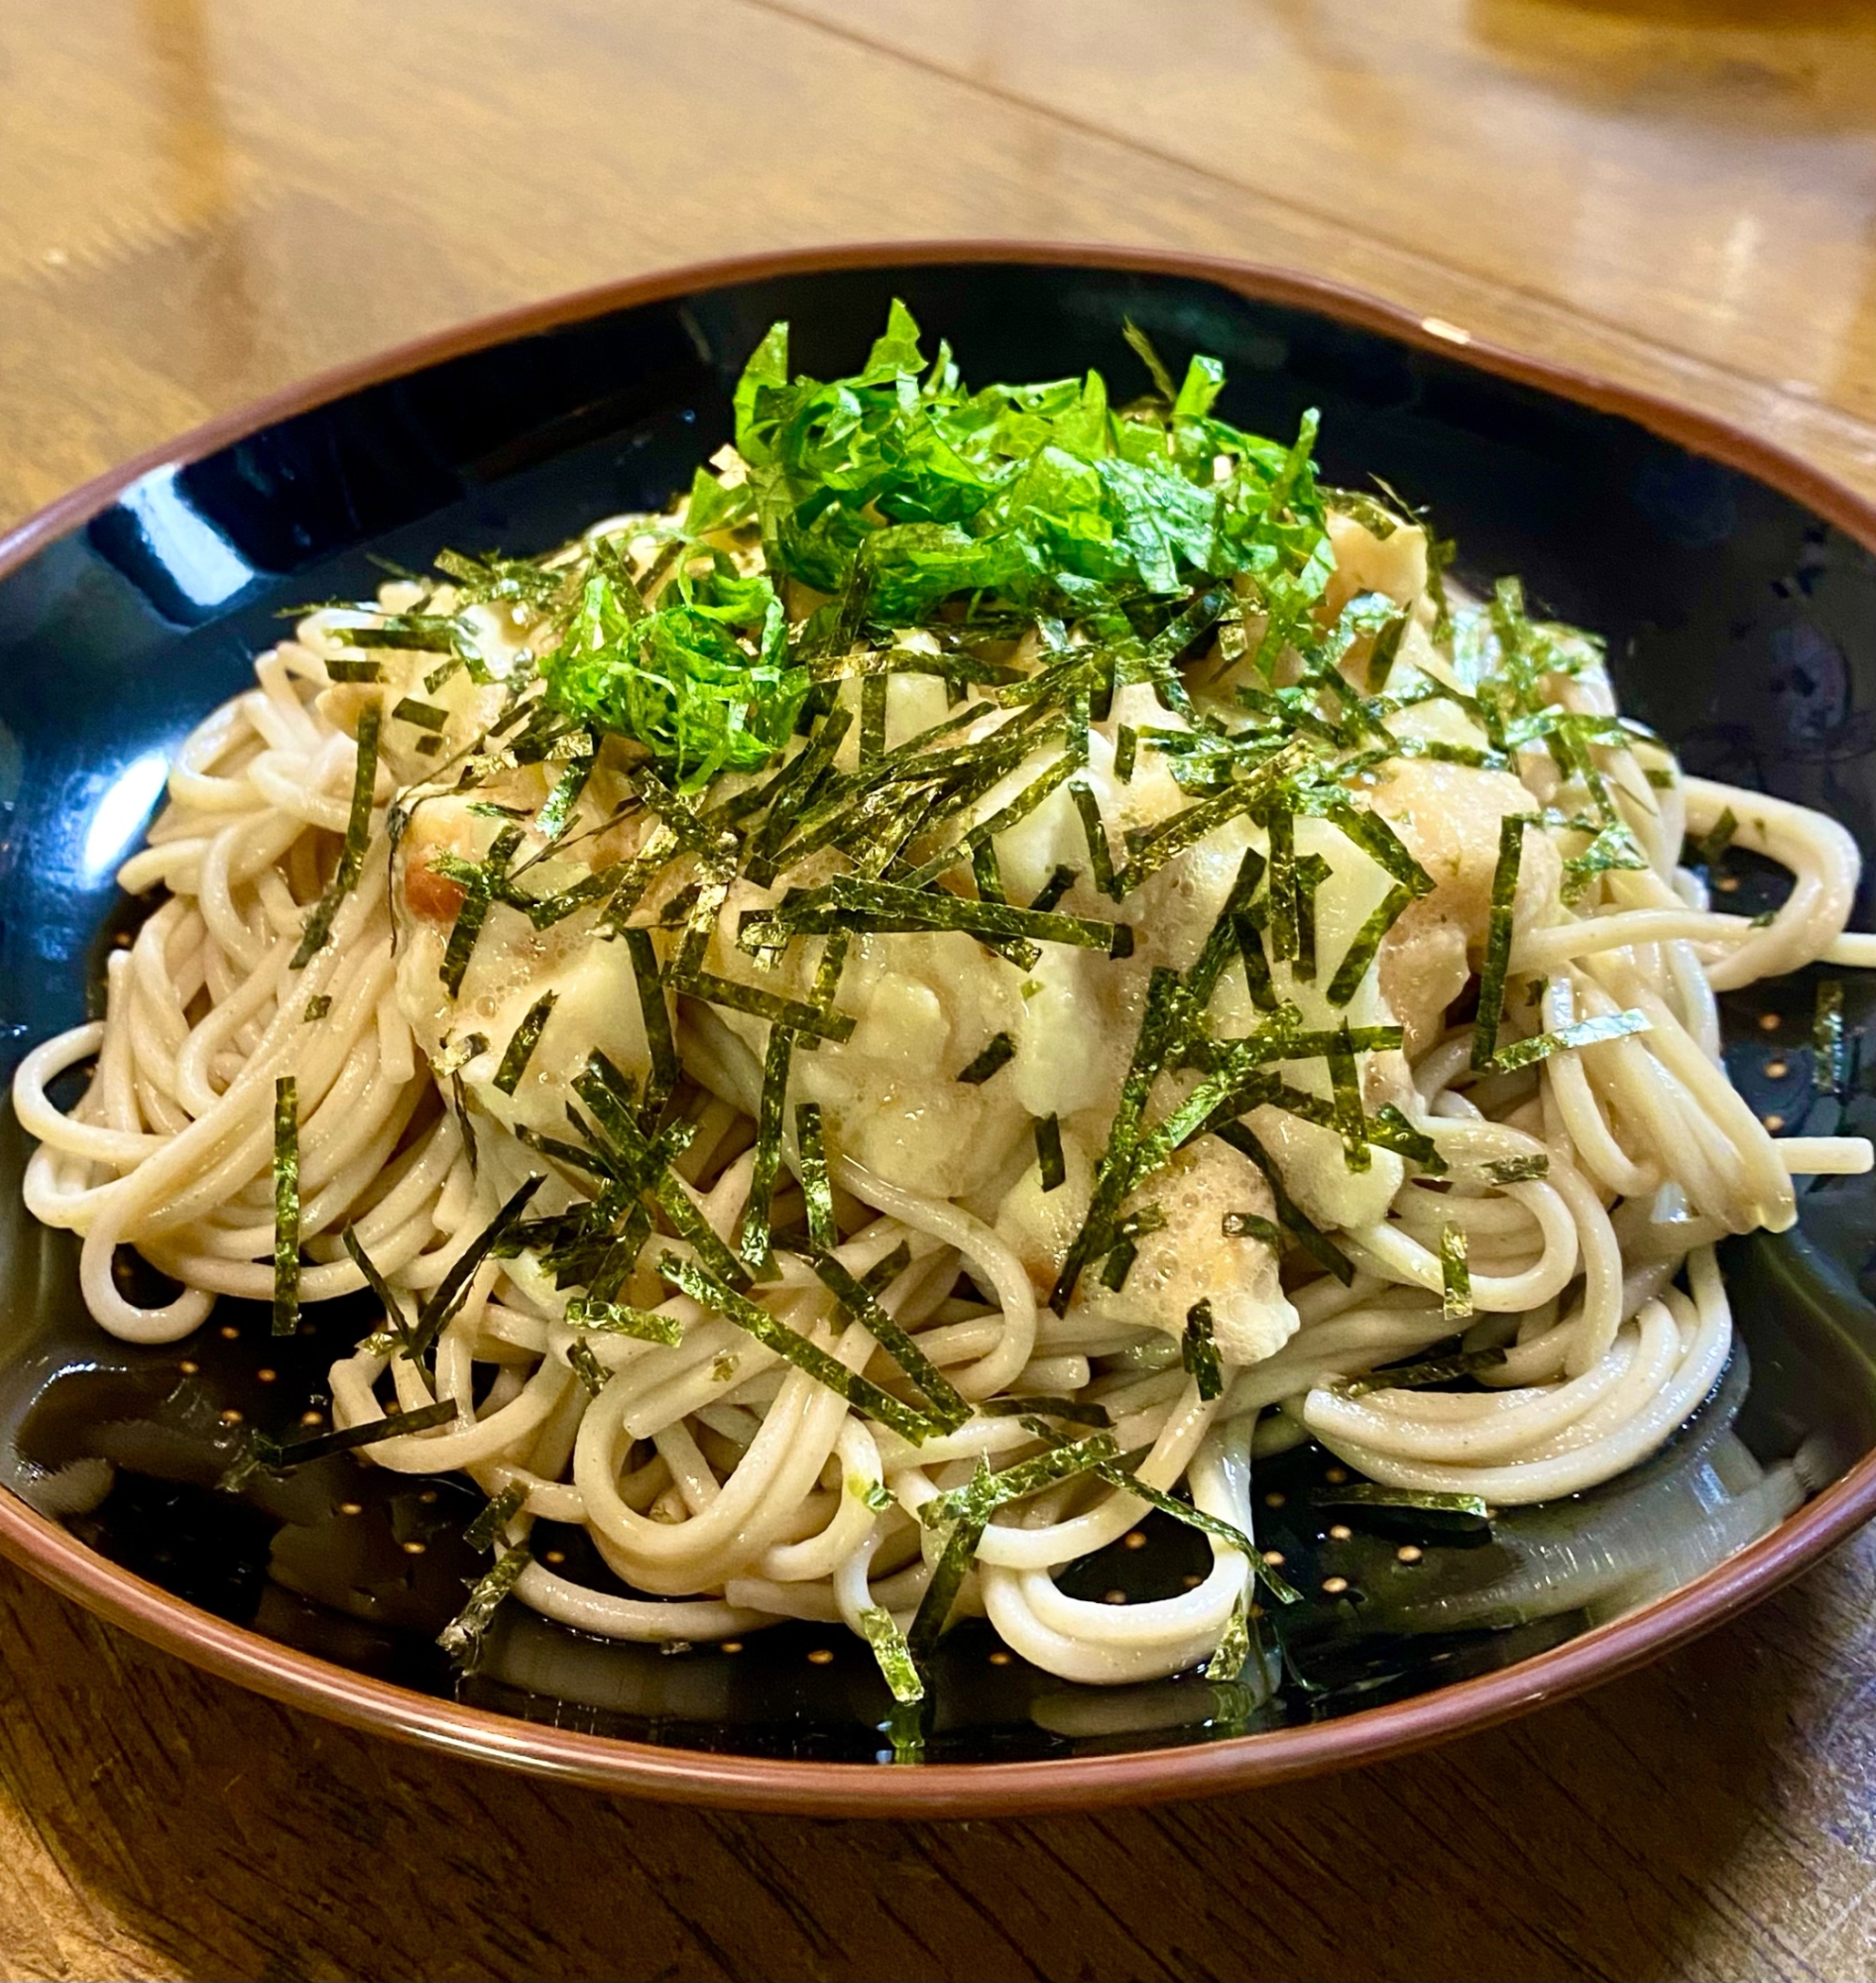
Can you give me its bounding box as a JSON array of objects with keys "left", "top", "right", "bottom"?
[{"left": 1, "top": 258, "right": 1874, "bottom": 1769}]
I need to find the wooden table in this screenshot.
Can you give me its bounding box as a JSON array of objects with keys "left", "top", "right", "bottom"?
[{"left": 3, "top": 2, "right": 1875, "bottom": 1976}]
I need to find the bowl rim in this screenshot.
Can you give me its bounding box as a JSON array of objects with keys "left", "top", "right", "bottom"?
[{"left": 1, "top": 238, "right": 1873, "bottom": 1817}]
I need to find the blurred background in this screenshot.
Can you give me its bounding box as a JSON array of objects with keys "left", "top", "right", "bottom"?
[{"left": 3, "top": 0, "right": 1875, "bottom": 533}]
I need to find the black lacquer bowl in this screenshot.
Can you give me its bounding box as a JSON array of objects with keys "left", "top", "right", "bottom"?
[{"left": 1, "top": 246, "right": 1874, "bottom": 1815}]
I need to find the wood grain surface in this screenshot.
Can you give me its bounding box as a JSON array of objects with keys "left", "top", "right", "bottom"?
[{"left": 4, "top": 1, "right": 1876, "bottom": 1977}]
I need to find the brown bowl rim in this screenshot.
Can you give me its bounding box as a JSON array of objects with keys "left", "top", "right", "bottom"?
[{"left": 1, "top": 238, "right": 1872, "bottom": 1817}]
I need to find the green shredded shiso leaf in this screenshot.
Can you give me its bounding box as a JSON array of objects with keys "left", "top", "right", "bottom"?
[{"left": 733, "top": 299, "right": 1334, "bottom": 648}]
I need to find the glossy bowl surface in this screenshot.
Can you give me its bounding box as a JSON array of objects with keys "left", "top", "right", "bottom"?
[{"left": 2, "top": 245, "right": 1875, "bottom": 1815}]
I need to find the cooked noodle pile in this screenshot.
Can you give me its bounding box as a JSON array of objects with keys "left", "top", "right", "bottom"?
[{"left": 16, "top": 311, "right": 1873, "bottom": 1691}]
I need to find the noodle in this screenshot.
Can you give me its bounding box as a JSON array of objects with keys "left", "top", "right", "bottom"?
[{"left": 15, "top": 312, "right": 1873, "bottom": 1693}]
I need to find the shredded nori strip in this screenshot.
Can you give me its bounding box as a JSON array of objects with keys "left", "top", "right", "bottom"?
[
  {"left": 403, "top": 1174, "right": 545, "bottom": 1363},
  {"left": 918, "top": 1434, "right": 1119, "bottom": 1528},
  {"left": 564, "top": 1297, "right": 685, "bottom": 1344},
  {"left": 437, "top": 1545, "right": 532, "bottom": 1664},
  {"left": 439, "top": 823, "right": 524, "bottom": 997},
  {"left": 1440, "top": 1224, "right": 1472, "bottom": 1321},
  {"left": 1091, "top": 1449, "right": 1301, "bottom": 1604},
  {"left": 859, "top": 1241, "right": 912, "bottom": 1299},
  {"left": 739, "top": 1024, "right": 795, "bottom": 1270},
  {"left": 1068, "top": 778, "right": 1120, "bottom": 899},
  {"left": 1266, "top": 803, "right": 1297, "bottom": 962},
  {"left": 1206, "top": 1590, "right": 1254, "bottom": 1684},
  {"left": 1120, "top": 744, "right": 1305, "bottom": 895},
  {"left": 1051, "top": 968, "right": 1183, "bottom": 1310},
  {"left": 1488, "top": 1007, "right": 1650, "bottom": 1073},
  {"left": 221, "top": 1397, "right": 458, "bottom": 1488},
  {"left": 1325, "top": 882, "right": 1413, "bottom": 1007},
  {"left": 1035, "top": 1113, "right": 1066, "bottom": 1192},
  {"left": 391, "top": 697, "right": 450, "bottom": 732},
  {"left": 1697, "top": 806, "right": 1739, "bottom": 870},
  {"left": 1326, "top": 1021, "right": 1371, "bottom": 1173},
  {"left": 1028, "top": 865, "right": 1078, "bottom": 914},
  {"left": 1182, "top": 1299, "right": 1224, "bottom": 1401},
  {"left": 342, "top": 1225, "right": 412, "bottom": 1346},
  {"left": 657, "top": 1254, "right": 940, "bottom": 1443},
  {"left": 1222, "top": 1210, "right": 1283, "bottom": 1245},
  {"left": 1212, "top": 1119, "right": 1355, "bottom": 1284},
  {"left": 302, "top": 994, "right": 332, "bottom": 1022},
  {"left": 567, "top": 1338, "right": 610, "bottom": 1396},
  {"left": 1114, "top": 725, "right": 1138, "bottom": 782},
  {"left": 859, "top": 1605, "right": 924, "bottom": 1703},
  {"left": 465, "top": 1484, "right": 527, "bottom": 1552},
  {"left": 1481, "top": 1154, "right": 1549, "bottom": 1184},
  {"left": 533, "top": 752, "right": 593, "bottom": 844},
  {"left": 860, "top": 674, "right": 888, "bottom": 764},
  {"left": 956, "top": 1032, "right": 1016, "bottom": 1085},
  {"left": 1313, "top": 1483, "right": 1490, "bottom": 1518},
  {"left": 1816, "top": 978, "right": 1847, "bottom": 1098},
  {"left": 493, "top": 991, "right": 557, "bottom": 1096},
  {"left": 905, "top": 1514, "right": 986, "bottom": 1665},
  {"left": 975, "top": 1397, "right": 1112, "bottom": 1429},
  {"left": 1470, "top": 812, "right": 1537, "bottom": 1071},
  {"left": 1340, "top": 1346, "right": 1507, "bottom": 1397},
  {"left": 745, "top": 875, "right": 1131, "bottom": 960},
  {"left": 795, "top": 1101, "right": 836, "bottom": 1250},
  {"left": 272, "top": 1076, "right": 299, "bottom": 1339},
  {"left": 1291, "top": 851, "right": 1331, "bottom": 983},
  {"left": 620, "top": 926, "right": 680, "bottom": 1123},
  {"left": 292, "top": 701, "right": 382, "bottom": 969},
  {"left": 802, "top": 1242, "right": 971, "bottom": 1432}
]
